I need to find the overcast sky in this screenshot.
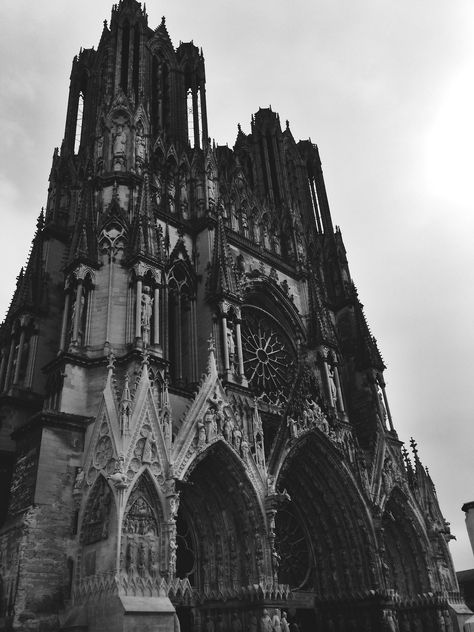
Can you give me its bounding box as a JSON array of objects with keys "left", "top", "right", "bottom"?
[{"left": 1, "top": 0, "right": 473, "bottom": 571}]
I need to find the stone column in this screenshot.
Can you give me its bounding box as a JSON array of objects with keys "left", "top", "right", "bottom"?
[
  {"left": 72, "top": 280, "right": 83, "bottom": 344},
  {"left": 135, "top": 277, "right": 143, "bottom": 341},
  {"left": 59, "top": 292, "right": 71, "bottom": 352},
  {"left": 153, "top": 285, "right": 160, "bottom": 346},
  {"left": 332, "top": 364, "right": 345, "bottom": 412},
  {"left": 4, "top": 334, "right": 16, "bottom": 391},
  {"left": 221, "top": 313, "right": 230, "bottom": 373},
  {"left": 381, "top": 385, "right": 394, "bottom": 432},
  {"left": 235, "top": 319, "right": 245, "bottom": 379},
  {"left": 25, "top": 334, "right": 38, "bottom": 388},
  {"left": 13, "top": 327, "right": 26, "bottom": 385}
]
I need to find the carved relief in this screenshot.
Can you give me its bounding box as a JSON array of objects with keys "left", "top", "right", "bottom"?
[{"left": 82, "top": 476, "right": 112, "bottom": 544}]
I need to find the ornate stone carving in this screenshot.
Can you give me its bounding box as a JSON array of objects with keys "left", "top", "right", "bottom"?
[{"left": 82, "top": 476, "right": 112, "bottom": 544}]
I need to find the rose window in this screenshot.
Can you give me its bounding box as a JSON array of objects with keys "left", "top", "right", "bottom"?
[{"left": 241, "top": 306, "right": 296, "bottom": 405}]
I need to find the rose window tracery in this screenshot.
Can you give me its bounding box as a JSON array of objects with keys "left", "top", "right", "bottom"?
[
  {"left": 275, "top": 505, "right": 312, "bottom": 589},
  {"left": 241, "top": 306, "right": 296, "bottom": 405}
]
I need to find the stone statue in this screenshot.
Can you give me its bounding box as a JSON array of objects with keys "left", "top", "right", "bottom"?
[
  {"left": 280, "top": 612, "right": 290, "bottom": 632},
  {"left": 271, "top": 609, "right": 282, "bottom": 632},
  {"left": 141, "top": 288, "right": 153, "bottom": 328},
  {"left": 204, "top": 407, "right": 217, "bottom": 441},
  {"left": 197, "top": 419, "right": 206, "bottom": 448},
  {"left": 249, "top": 614, "right": 258, "bottom": 632},
  {"left": 137, "top": 540, "right": 147, "bottom": 577},
  {"left": 142, "top": 436, "right": 153, "bottom": 464},
  {"left": 223, "top": 417, "right": 233, "bottom": 443},
  {"left": 232, "top": 424, "right": 242, "bottom": 450},
  {"left": 169, "top": 538, "right": 178, "bottom": 573},
  {"left": 226, "top": 323, "right": 235, "bottom": 361},
  {"left": 113, "top": 123, "right": 128, "bottom": 170},
  {"left": 73, "top": 466, "right": 85, "bottom": 491},
  {"left": 204, "top": 616, "right": 215, "bottom": 632},
  {"left": 231, "top": 612, "right": 242, "bottom": 632},
  {"left": 328, "top": 365, "right": 338, "bottom": 407},
  {"left": 260, "top": 609, "right": 272, "bottom": 632},
  {"left": 135, "top": 126, "right": 146, "bottom": 165},
  {"left": 241, "top": 434, "right": 249, "bottom": 460},
  {"left": 154, "top": 174, "right": 163, "bottom": 207}
]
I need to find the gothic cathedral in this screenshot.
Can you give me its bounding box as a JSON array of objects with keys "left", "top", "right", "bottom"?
[{"left": 0, "top": 2, "right": 465, "bottom": 631}]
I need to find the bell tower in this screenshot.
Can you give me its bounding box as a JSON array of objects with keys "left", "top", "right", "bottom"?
[{"left": 0, "top": 2, "right": 467, "bottom": 632}]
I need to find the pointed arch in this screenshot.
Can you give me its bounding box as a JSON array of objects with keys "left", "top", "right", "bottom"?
[
  {"left": 121, "top": 470, "right": 164, "bottom": 582},
  {"left": 381, "top": 486, "right": 433, "bottom": 596},
  {"left": 275, "top": 432, "right": 377, "bottom": 596},
  {"left": 177, "top": 440, "right": 266, "bottom": 594},
  {"left": 78, "top": 473, "right": 118, "bottom": 580}
]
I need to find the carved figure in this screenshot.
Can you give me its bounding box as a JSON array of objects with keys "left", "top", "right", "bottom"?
[
  {"left": 138, "top": 540, "right": 147, "bottom": 577},
  {"left": 73, "top": 467, "right": 85, "bottom": 491},
  {"left": 272, "top": 609, "right": 282, "bottom": 632},
  {"left": 204, "top": 407, "right": 217, "bottom": 442},
  {"left": 328, "top": 366, "right": 338, "bottom": 407},
  {"left": 260, "top": 609, "right": 272, "bottom": 632},
  {"left": 241, "top": 435, "right": 249, "bottom": 460},
  {"left": 169, "top": 538, "right": 178, "bottom": 573},
  {"left": 280, "top": 612, "right": 290, "bottom": 632},
  {"left": 141, "top": 288, "right": 153, "bottom": 327},
  {"left": 197, "top": 419, "right": 206, "bottom": 448},
  {"left": 135, "top": 126, "right": 146, "bottom": 164},
  {"left": 233, "top": 425, "right": 242, "bottom": 451},
  {"left": 142, "top": 436, "right": 153, "bottom": 464},
  {"left": 154, "top": 174, "right": 163, "bottom": 206},
  {"left": 249, "top": 614, "right": 258, "bottom": 632},
  {"left": 113, "top": 123, "right": 127, "bottom": 156},
  {"left": 231, "top": 612, "right": 242, "bottom": 632},
  {"left": 204, "top": 616, "right": 215, "bottom": 632},
  {"left": 224, "top": 417, "right": 233, "bottom": 443},
  {"left": 288, "top": 416, "right": 298, "bottom": 438},
  {"left": 227, "top": 323, "right": 235, "bottom": 360},
  {"left": 126, "top": 538, "right": 138, "bottom": 574}
]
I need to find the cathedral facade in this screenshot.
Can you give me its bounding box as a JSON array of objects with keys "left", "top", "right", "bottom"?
[{"left": 0, "top": 2, "right": 465, "bottom": 631}]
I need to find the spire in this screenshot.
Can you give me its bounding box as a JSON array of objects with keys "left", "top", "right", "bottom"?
[{"left": 207, "top": 210, "right": 239, "bottom": 300}]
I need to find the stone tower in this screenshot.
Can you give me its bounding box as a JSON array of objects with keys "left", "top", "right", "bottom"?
[{"left": 0, "top": 2, "right": 465, "bottom": 631}]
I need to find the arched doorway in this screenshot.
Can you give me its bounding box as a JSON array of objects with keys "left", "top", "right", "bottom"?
[
  {"left": 175, "top": 441, "right": 265, "bottom": 629},
  {"left": 275, "top": 432, "right": 378, "bottom": 630}
]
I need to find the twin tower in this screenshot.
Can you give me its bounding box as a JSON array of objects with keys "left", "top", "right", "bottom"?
[{"left": 0, "top": 2, "right": 465, "bottom": 631}]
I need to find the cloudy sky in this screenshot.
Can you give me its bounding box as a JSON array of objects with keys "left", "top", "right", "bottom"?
[{"left": 1, "top": 1, "right": 473, "bottom": 571}]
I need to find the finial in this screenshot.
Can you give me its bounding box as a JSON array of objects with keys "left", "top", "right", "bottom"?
[
  {"left": 237, "top": 123, "right": 241, "bottom": 133},
  {"left": 103, "top": 19, "right": 108, "bottom": 30},
  {"left": 107, "top": 351, "right": 115, "bottom": 373},
  {"left": 112, "top": 178, "right": 119, "bottom": 199},
  {"left": 161, "top": 16, "right": 166, "bottom": 25},
  {"left": 286, "top": 119, "right": 289, "bottom": 130},
  {"left": 141, "top": 347, "right": 149, "bottom": 366}
]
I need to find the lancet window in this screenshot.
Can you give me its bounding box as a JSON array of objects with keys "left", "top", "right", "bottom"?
[{"left": 167, "top": 263, "right": 196, "bottom": 386}]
